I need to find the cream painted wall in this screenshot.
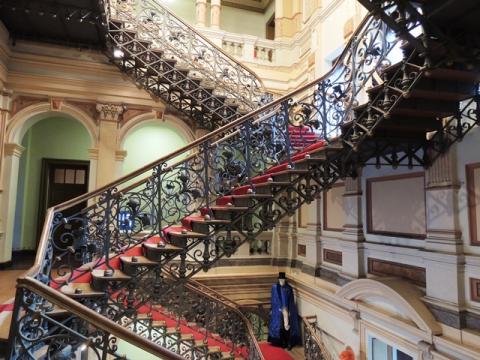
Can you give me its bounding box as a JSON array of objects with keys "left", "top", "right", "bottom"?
[
  {"left": 220, "top": 6, "right": 267, "bottom": 37},
  {"left": 14, "top": 117, "right": 91, "bottom": 250}
]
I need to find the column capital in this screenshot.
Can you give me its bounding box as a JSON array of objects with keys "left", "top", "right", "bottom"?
[
  {"left": 425, "top": 149, "right": 458, "bottom": 189},
  {"left": 88, "top": 148, "right": 99, "bottom": 160},
  {"left": 4, "top": 143, "right": 25, "bottom": 158},
  {"left": 115, "top": 149, "right": 128, "bottom": 161},
  {"left": 96, "top": 103, "right": 124, "bottom": 122}
]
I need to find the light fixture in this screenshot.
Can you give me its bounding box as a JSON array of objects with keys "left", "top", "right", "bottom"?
[{"left": 113, "top": 48, "right": 124, "bottom": 59}]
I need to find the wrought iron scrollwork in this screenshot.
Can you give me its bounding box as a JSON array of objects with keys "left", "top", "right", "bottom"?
[{"left": 12, "top": 5, "right": 437, "bottom": 359}]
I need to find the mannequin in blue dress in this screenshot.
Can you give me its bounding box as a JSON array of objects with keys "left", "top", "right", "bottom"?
[{"left": 267, "top": 272, "right": 301, "bottom": 349}]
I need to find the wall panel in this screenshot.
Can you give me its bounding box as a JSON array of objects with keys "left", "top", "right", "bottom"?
[{"left": 366, "top": 173, "right": 426, "bottom": 239}]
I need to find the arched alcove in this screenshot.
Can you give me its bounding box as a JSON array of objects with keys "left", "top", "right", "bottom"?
[
  {"left": 120, "top": 116, "right": 194, "bottom": 175},
  {"left": 336, "top": 278, "right": 442, "bottom": 337},
  {"left": 13, "top": 116, "right": 93, "bottom": 251}
]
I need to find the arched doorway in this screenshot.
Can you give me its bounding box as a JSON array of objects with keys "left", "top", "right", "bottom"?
[
  {"left": 1, "top": 102, "right": 97, "bottom": 264},
  {"left": 14, "top": 116, "right": 92, "bottom": 253}
]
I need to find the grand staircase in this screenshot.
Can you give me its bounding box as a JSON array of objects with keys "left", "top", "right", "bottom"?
[{"left": 7, "top": 0, "right": 480, "bottom": 359}]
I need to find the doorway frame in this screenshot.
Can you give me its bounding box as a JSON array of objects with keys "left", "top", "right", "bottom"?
[{"left": 36, "top": 158, "right": 90, "bottom": 246}]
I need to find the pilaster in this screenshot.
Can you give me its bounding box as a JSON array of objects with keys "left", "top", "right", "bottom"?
[
  {"left": 273, "top": 215, "right": 297, "bottom": 267},
  {"left": 424, "top": 147, "right": 466, "bottom": 310},
  {"left": 0, "top": 88, "right": 12, "bottom": 192},
  {"left": 425, "top": 148, "right": 462, "bottom": 253},
  {"left": 115, "top": 149, "right": 128, "bottom": 178},
  {"left": 341, "top": 175, "right": 365, "bottom": 278},
  {"left": 1, "top": 143, "right": 25, "bottom": 263},
  {"left": 302, "top": 197, "right": 322, "bottom": 274},
  {"left": 96, "top": 104, "right": 123, "bottom": 187}
]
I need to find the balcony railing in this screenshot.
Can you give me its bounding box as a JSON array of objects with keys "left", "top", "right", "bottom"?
[{"left": 106, "top": 0, "right": 266, "bottom": 111}]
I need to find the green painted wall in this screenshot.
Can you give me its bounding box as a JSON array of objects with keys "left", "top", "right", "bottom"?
[
  {"left": 122, "top": 121, "right": 190, "bottom": 175},
  {"left": 220, "top": 6, "right": 267, "bottom": 37},
  {"left": 14, "top": 117, "right": 91, "bottom": 250},
  {"left": 158, "top": 0, "right": 197, "bottom": 25}
]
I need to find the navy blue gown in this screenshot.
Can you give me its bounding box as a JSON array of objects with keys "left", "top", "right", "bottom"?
[{"left": 267, "top": 282, "right": 301, "bottom": 348}]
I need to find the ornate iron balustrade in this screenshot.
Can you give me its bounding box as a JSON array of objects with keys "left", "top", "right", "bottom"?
[
  {"left": 302, "top": 316, "right": 334, "bottom": 360},
  {"left": 239, "top": 303, "right": 270, "bottom": 342},
  {"left": 33, "top": 9, "right": 407, "bottom": 285},
  {"left": 106, "top": 0, "right": 266, "bottom": 112},
  {"left": 8, "top": 277, "right": 183, "bottom": 360},
  {"left": 11, "top": 7, "right": 428, "bottom": 359}
]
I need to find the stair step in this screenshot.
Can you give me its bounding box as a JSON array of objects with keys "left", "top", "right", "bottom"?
[
  {"left": 91, "top": 269, "right": 130, "bottom": 281},
  {"left": 143, "top": 242, "right": 183, "bottom": 253},
  {"left": 60, "top": 283, "right": 104, "bottom": 298},
  {"left": 136, "top": 313, "right": 152, "bottom": 320},
  {"left": 425, "top": 68, "right": 480, "bottom": 83},
  {"left": 194, "top": 340, "right": 209, "bottom": 348},
  {"left": 208, "top": 346, "right": 222, "bottom": 354},
  {"left": 152, "top": 320, "right": 167, "bottom": 328},
  {"left": 120, "top": 255, "right": 158, "bottom": 266},
  {"left": 165, "top": 229, "right": 208, "bottom": 238},
  {"left": 222, "top": 352, "right": 243, "bottom": 359}
]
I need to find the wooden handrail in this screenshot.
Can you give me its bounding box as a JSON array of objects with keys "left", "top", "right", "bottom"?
[
  {"left": 183, "top": 279, "right": 265, "bottom": 359},
  {"left": 302, "top": 316, "right": 335, "bottom": 360},
  {"left": 16, "top": 277, "right": 185, "bottom": 360}
]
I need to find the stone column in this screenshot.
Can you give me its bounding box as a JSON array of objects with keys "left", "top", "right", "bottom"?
[
  {"left": 273, "top": 215, "right": 297, "bottom": 269},
  {"left": 423, "top": 148, "right": 466, "bottom": 316},
  {"left": 96, "top": 104, "right": 124, "bottom": 187},
  {"left": 341, "top": 175, "right": 365, "bottom": 278},
  {"left": 0, "top": 143, "right": 25, "bottom": 264},
  {"left": 210, "top": 0, "right": 221, "bottom": 30},
  {"left": 195, "top": 0, "right": 207, "bottom": 27}
]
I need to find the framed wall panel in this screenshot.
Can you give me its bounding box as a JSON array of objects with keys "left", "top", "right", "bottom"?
[
  {"left": 323, "top": 249, "right": 342, "bottom": 266},
  {"left": 467, "top": 163, "right": 480, "bottom": 245},
  {"left": 323, "top": 182, "right": 345, "bottom": 232},
  {"left": 366, "top": 172, "right": 426, "bottom": 239},
  {"left": 470, "top": 278, "right": 480, "bottom": 302},
  {"left": 298, "top": 244, "right": 306, "bottom": 257}
]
